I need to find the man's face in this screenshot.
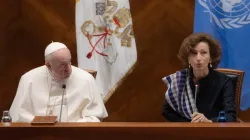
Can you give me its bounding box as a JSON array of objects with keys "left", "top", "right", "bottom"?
[{"left": 47, "top": 49, "right": 72, "bottom": 80}]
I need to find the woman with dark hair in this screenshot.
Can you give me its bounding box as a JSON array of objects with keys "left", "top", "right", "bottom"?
[{"left": 162, "top": 33, "right": 236, "bottom": 122}]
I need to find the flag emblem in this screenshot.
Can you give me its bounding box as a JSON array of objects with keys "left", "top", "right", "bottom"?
[
  {"left": 198, "top": 0, "right": 250, "bottom": 29},
  {"left": 96, "top": 2, "right": 105, "bottom": 15},
  {"left": 80, "top": 2, "right": 134, "bottom": 64}
]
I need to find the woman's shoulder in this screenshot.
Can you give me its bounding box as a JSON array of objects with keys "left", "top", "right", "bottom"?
[
  {"left": 212, "top": 69, "right": 229, "bottom": 78},
  {"left": 167, "top": 69, "right": 188, "bottom": 77},
  {"left": 211, "top": 69, "right": 232, "bottom": 84},
  {"left": 162, "top": 69, "right": 188, "bottom": 85}
]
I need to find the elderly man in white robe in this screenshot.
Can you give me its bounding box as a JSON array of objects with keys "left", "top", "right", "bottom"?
[{"left": 9, "top": 42, "right": 108, "bottom": 122}]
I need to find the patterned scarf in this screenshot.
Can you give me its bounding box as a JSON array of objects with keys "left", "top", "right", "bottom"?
[{"left": 162, "top": 69, "right": 198, "bottom": 119}]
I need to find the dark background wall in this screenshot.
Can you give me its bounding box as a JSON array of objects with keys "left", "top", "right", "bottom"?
[{"left": 0, "top": 0, "right": 249, "bottom": 122}]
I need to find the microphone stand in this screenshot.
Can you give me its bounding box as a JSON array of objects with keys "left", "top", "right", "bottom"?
[
  {"left": 59, "top": 84, "right": 66, "bottom": 122},
  {"left": 194, "top": 84, "right": 199, "bottom": 105}
]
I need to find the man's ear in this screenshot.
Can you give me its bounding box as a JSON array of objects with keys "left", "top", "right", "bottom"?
[{"left": 45, "top": 62, "right": 51, "bottom": 70}]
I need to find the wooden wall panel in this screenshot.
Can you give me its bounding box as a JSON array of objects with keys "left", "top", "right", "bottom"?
[
  {"left": 0, "top": 0, "right": 21, "bottom": 114},
  {"left": 21, "top": 0, "right": 77, "bottom": 64},
  {"left": 0, "top": 0, "right": 21, "bottom": 67}
]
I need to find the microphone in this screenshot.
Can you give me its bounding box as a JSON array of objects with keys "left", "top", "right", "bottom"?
[
  {"left": 194, "top": 84, "right": 199, "bottom": 105},
  {"left": 59, "top": 84, "right": 66, "bottom": 122}
]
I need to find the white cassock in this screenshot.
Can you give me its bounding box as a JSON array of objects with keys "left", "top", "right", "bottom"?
[{"left": 9, "top": 65, "right": 108, "bottom": 122}]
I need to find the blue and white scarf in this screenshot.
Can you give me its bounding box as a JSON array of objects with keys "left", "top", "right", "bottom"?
[{"left": 162, "top": 69, "right": 198, "bottom": 119}]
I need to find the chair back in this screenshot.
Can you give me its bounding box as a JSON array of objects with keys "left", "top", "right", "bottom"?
[{"left": 216, "top": 68, "right": 244, "bottom": 118}]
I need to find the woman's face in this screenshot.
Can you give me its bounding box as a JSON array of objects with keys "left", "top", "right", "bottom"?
[{"left": 188, "top": 42, "right": 211, "bottom": 71}]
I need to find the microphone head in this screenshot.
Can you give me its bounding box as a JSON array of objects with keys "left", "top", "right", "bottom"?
[{"left": 62, "top": 84, "right": 66, "bottom": 89}]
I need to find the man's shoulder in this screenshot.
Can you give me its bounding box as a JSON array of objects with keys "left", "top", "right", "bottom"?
[
  {"left": 22, "top": 65, "right": 47, "bottom": 79},
  {"left": 71, "top": 66, "right": 94, "bottom": 80}
]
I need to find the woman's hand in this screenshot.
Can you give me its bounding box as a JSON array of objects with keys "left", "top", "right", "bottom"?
[{"left": 191, "top": 112, "right": 212, "bottom": 123}]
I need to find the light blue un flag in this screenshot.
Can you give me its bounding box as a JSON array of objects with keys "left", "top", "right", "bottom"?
[{"left": 194, "top": 0, "right": 250, "bottom": 111}]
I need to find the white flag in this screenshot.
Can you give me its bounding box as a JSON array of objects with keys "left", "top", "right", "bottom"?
[{"left": 76, "top": 0, "right": 137, "bottom": 101}]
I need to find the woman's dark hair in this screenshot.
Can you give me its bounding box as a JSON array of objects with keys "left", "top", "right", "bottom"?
[{"left": 178, "top": 33, "right": 221, "bottom": 68}]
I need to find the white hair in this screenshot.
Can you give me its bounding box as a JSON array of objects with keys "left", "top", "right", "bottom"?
[{"left": 45, "top": 53, "right": 54, "bottom": 63}]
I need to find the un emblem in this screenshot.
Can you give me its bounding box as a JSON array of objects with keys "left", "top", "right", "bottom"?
[{"left": 198, "top": 0, "right": 250, "bottom": 29}]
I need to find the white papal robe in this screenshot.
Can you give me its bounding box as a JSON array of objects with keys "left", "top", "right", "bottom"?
[{"left": 9, "top": 65, "right": 108, "bottom": 122}]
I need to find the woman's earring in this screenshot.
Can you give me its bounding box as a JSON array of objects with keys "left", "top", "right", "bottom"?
[
  {"left": 210, "top": 62, "right": 212, "bottom": 68},
  {"left": 189, "top": 64, "right": 191, "bottom": 69}
]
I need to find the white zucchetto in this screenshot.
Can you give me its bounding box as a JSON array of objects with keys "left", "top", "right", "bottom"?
[{"left": 44, "top": 42, "right": 67, "bottom": 57}]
